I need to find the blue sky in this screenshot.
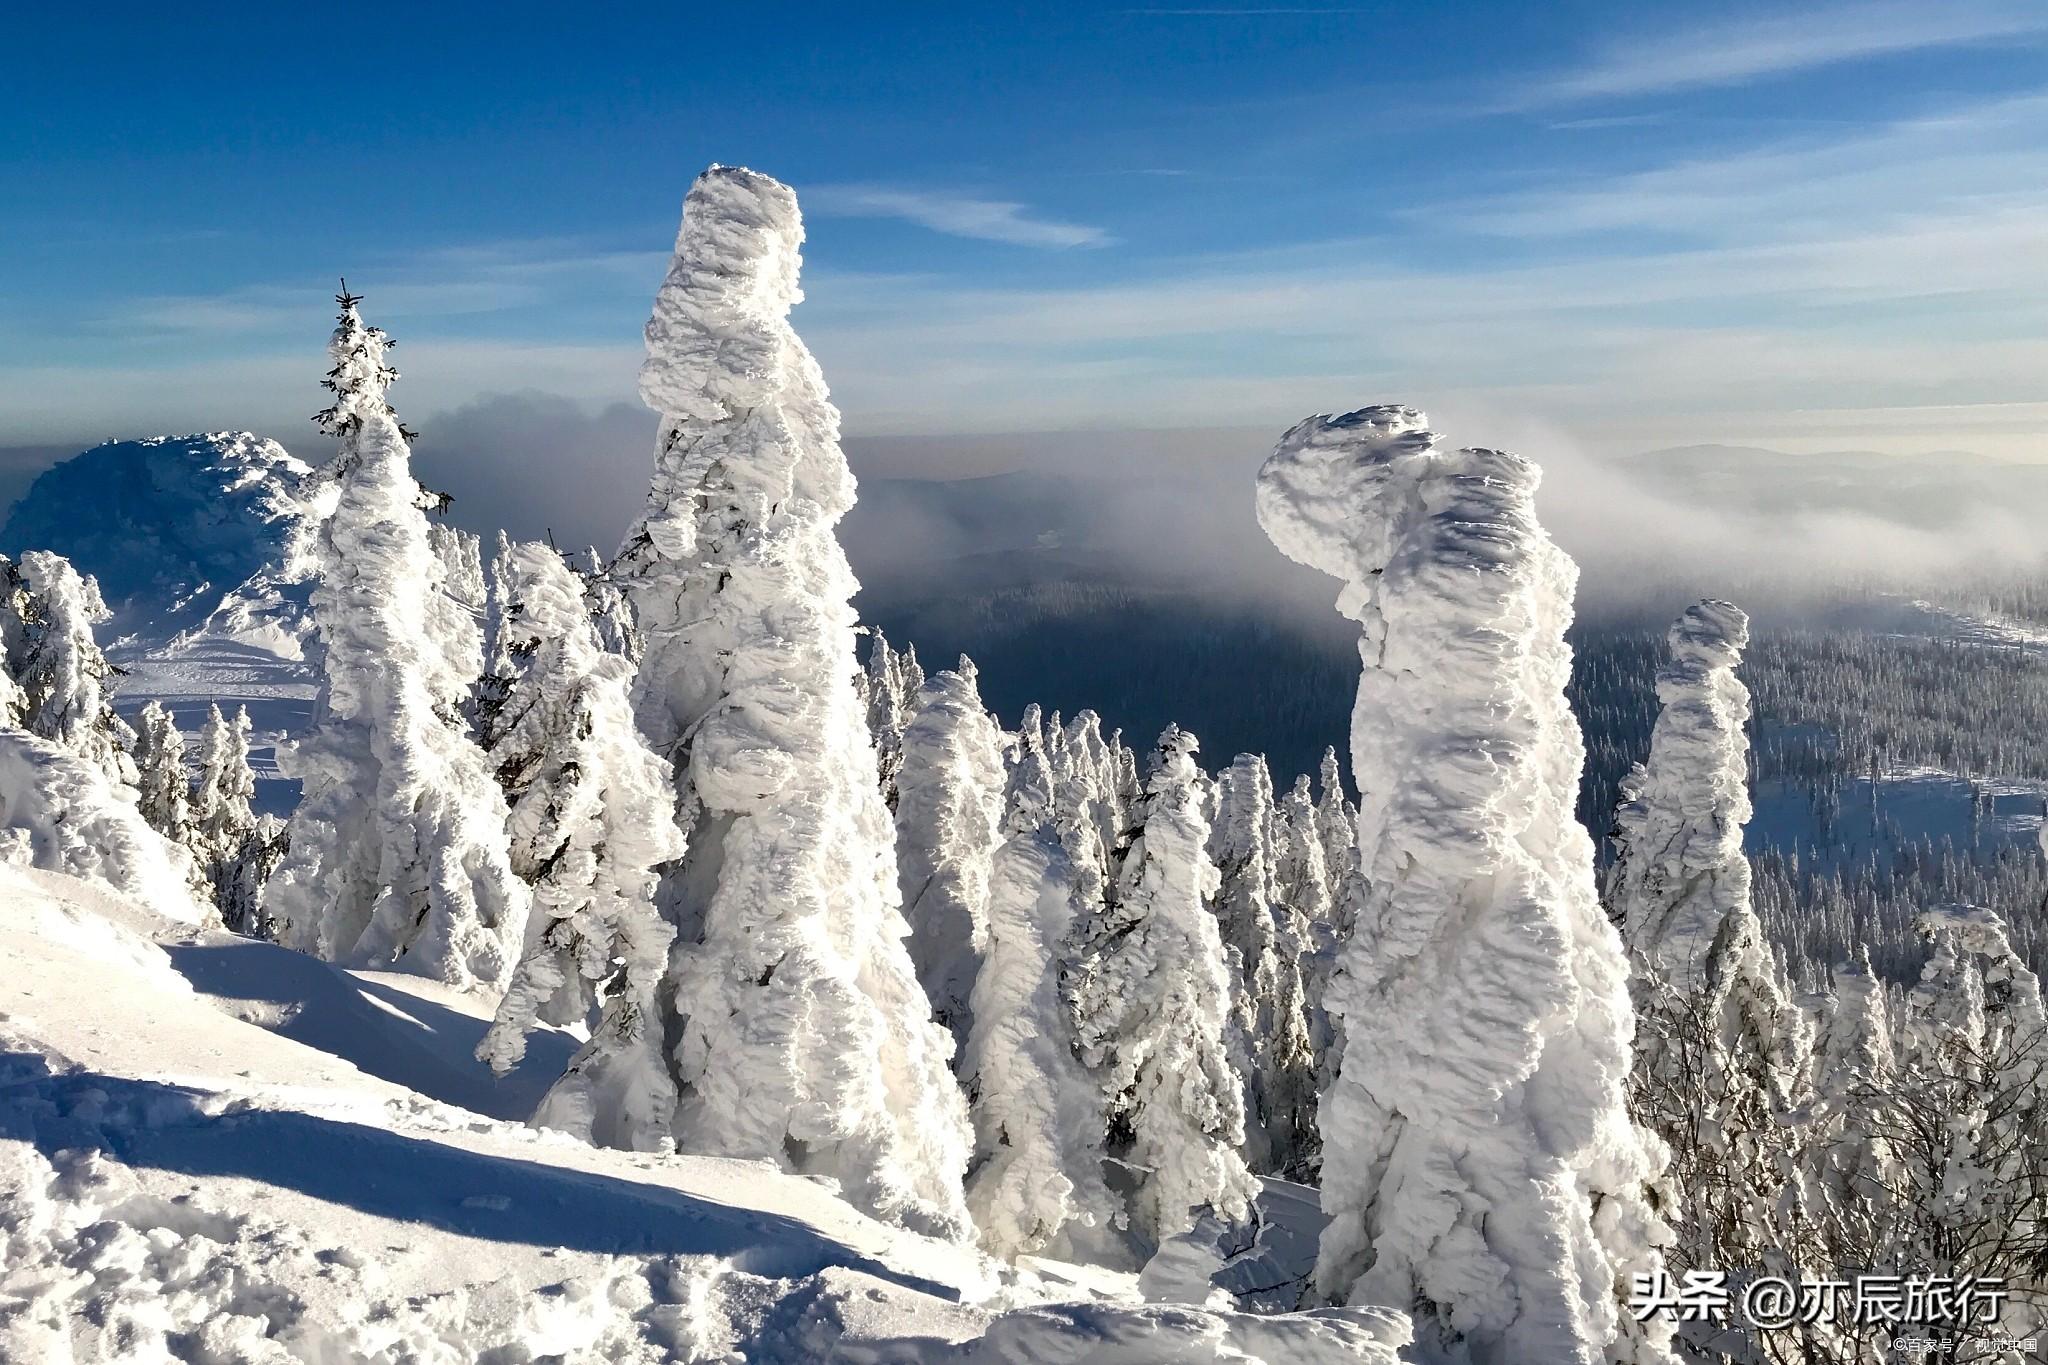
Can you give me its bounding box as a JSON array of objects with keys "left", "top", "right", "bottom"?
[{"left": 6, "top": 0, "right": 2048, "bottom": 462}]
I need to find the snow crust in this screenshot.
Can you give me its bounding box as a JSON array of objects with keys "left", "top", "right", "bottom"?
[{"left": 1257, "top": 406, "right": 1675, "bottom": 1363}]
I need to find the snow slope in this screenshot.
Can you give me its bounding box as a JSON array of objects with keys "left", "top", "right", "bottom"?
[{"left": 0, "top": 864, "right": 1413, "bottom": 1362}]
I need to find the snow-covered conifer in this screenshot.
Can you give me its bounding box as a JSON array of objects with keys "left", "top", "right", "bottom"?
[
  {"left": 0, "top": 555, "right": 28, "bottom": 726},
  {"left": 1069, "top": 725, "right": 1257, "bottom": 1251},
  {"left": 578, "top": 547, "right": 641, "bottom": 660},
  {"left": 13, "top": 551, "right": 134, "bottom": 784},
  {"left": 961, "top": 723, "right": 1117, "bottom": 1260},
  {"left": 894, "top": 659, "right": 1005, "bottom": 1054},
  {"left": 131, "top": 700, "right": 192, "bottom": 846},
  {"left": 0, "top": 728, "right": 207, "bottom": 923},
  {"left": 1312, "top": 745, "right": 1354, "bottom": 887},
  {"left": 478, "top": 541, "right": 687, "bottom": 1151},
  {"left": 191, "top": 703, "right": 256, "bottom": 856},
  {"left": 863, "top": 628, "right": 910, "bottom": 801},
  {"left": 615, "top": 166, "right": 970, "bottom": 1238},
  {"left": 1209, "top": 752, "right": 1316, "bottom": 1177},
  {"left": 1607, "top": 601, "right": 1810, "bottom": 1279},
  {"left": 265, "top": 288, "right": 529, "bottom": 992},
  {"left": 1257, "top": 406, "right": 1675, "bottom": 1363},
  {"left": 1051, "top": 710, "right": 1123, "bottom": 911}
]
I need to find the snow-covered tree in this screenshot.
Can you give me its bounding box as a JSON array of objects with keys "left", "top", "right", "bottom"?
[
  {"left": 0, "top": 728, "right": 208, "bottom": 923},
  {"left": 1069, "top": 725, "right": 1257, "bottom": 1252},
  {"left": 478, "top": 541, "right": 687, "bottom": 1152},
  {"left": 1051, "top": 710, "right": 1125, "bottom": 917},
  {"left": 894, "top": 659, "right": 1005, "bottom": 1055},
  {"left": 1277, "top": 772, "right": 1339, "bottom": 1119},
  {"left": 1209, "top": 752, "right": 1316, "bottom": 1178},
  {"left": 12, "top": 550, "right": 134, "bottom": 785},
  {"left": 860, "top": 628, "right": 922, "bottom": 805},
  {"left": 1607, "top": 601, "right": 1811, "bottom": 1284},
  {"left": 1312, "top": 745, "right": 1354, "bottom": 889},
  {"left": 0, "top": 555, "right": 28, "bottom": 727},
  {"left": 188, "top": 702, "right": 275, "bottom": 933},
  {"left": 961, "top": 722, "right": 1118, "bottom": 1261},
  {"left": 265, "top": 287, "right": 529, "bottom": 992},
  {"left": 615, "top": 165, "right": 971, "bottom": 1239},
  {"left": 1257, "top": 406, "right": 1676, "bottom": 1363},
  {"left": 577, "top": 547, "right": 640, "bottom": 660},
  {"left": 131, "top": 700, "right": 192, "bottom": 847}
]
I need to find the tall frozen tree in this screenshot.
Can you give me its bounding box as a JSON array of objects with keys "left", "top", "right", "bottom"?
[
  {"left": 264, "top": 287, "right": 529, "bottom": 992},
  {"left": 1257, "top": 406, "right": 1676, "bottom": 1364},
  {"left": 615, "top": 165, "right": 971, "bottom": 1239},
  {"left": 1069, "top": 725, "right": 1257, "bottom": 1252},
  {"left": 13, "top": 551, "right": 134, "bottom": 785},
  {"left": 893, "top": 659, "right": 1006, "bottom": 1055},
  {"left": 961, "top": 723, "right": 1117, "bottom": 1261},
  {"left": 1606, "top": 601, "right": 1811, "bottom": 1281},
  {"left": 478, "top": 541, "right": 688, "bottom": 1151},
  {"left": 1209, "top": 752, "right": 1316, "bottom": 1178}
]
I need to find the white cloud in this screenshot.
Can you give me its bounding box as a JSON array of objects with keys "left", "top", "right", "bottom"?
[
  {"left": 803, "top": 185, "right": 1113, "bottom": 249},
  {"left": 1530, "top": 0, "right": 2048, "bottom": 103}
]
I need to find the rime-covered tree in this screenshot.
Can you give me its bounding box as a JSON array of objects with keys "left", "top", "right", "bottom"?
[
  {"left": 615, "top": 166, "right": 971, "bottom": 1239},
  {"left": 13, "top": 551, "right": 134, "bottom": 785},
  {"left": 1277, "top": 771, "right": 1339, "bottom": 1117},
  {"left": 131, "top": 700, "right": 193, "bottom": 847},
  {"left": 0, "top": 555, "right": 28, "bottom": 726},
  {"left": 1209, "top": 752, "right": 1316, "bottom": 1178},
  {"left": 894, "top": 659, "right": 1005, "bottom": 1054},
  {"left": 577, "top": 547, "right": 640, "bottom": 660},
  {"left": 1257, "top": 406, "right": 1676, "bottom": 1364},
  {"left": 1312, "top": 745, "right": 1354, "bottom": 888},
  {"left": 1607, "top": 602, "right": 1811, "bottom": 1284},
  {"left": 1069, "top": 725, "right": 1257, "bottom": 1251},
  {"left": 189, "top": 703, "right": 275, "bottom": 932},
  {"left": 961, "top": 723, "right": 1117, "bottom": 1261},
  {"left": 478, "top": 542, "right": 687, "bottom": 1151},
  {"left": 265, "top": 287, "right": 529, "bottom": 992}
]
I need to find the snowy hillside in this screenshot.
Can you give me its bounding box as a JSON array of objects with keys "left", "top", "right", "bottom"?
[{"left": 0, "top": 863, "right": 1410, "bottom": 1362}]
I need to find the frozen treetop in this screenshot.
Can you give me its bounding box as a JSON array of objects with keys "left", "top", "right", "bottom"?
[
  {"left": 639, "top": 165, "right": 808, "bottom": 425},
  {"left": 1252, "top": 405, "right": 1448, "bottom": 624},
  {"left": 1666, "top": 597, "right": 1749, "bottom": 671}
]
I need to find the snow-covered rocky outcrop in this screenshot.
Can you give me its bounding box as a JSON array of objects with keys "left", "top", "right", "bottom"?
[
  {"left": 1256, "top": 405, "right": 1676, "bottom": 1363},
  {"left": 0, "top": 433, "right": 314, "bottom": 647},
  {"left": 616, "top": 165, "right": 973, "bottom": 1240}
]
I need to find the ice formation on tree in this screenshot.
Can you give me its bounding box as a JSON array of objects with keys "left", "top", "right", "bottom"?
[
  {"left": 0, "top": 729, "right": 207, "bottom": 923},
  {"left": 1255, "top": 405, "right": 1676, "bottom": 1363},
  {"left": 131, "top": 700, "right": 192, "bottom": 847},
  {"left": 1277, "top": 772, "right": 1340, "bottom": 1110},
  {"left": 1209, "top": 753, "right": 1316, "bottom": 1177},
  {"left": 1312, "top": 745, "right": 1353, "bottom": 887},
  {"left": 859, "top": 629, "right": 923, "bottom": 805},
  {"left": 1605, "top": 600, "right": 1808, "bottom": 1279},
  {"left": 265, "top": 289, "right": 529, "bottom": 992},
  {"left": 1069, "top": 725, "right": 1257, "bottom": 1252},
  {"left": 615, "top": 165, "right": 971, "bottom": 1238},
  {"left": 894, "top": 659, "right": 1006, "bottom": 1054},
  {"left": 479, "top": 541, "right": 688, "bottom": 1151},
  {"left": 10, "top": 551, "right": 135, "bottom": 785},
  {"left": 961, "top": 721, "right": 1117, "bottom": 1260}
]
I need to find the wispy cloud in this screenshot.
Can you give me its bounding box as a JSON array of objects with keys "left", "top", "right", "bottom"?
[
  {"left": 1530, "top": 0, "right": 2048, "bottom": 103},
  {"left": 804, "top": 186, "right": 1113, "bottom": 249}
]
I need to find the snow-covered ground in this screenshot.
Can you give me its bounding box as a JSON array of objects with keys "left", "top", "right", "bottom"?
[{"left": 0, "top": 863, "right": 1405, "bottom": 1363}]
